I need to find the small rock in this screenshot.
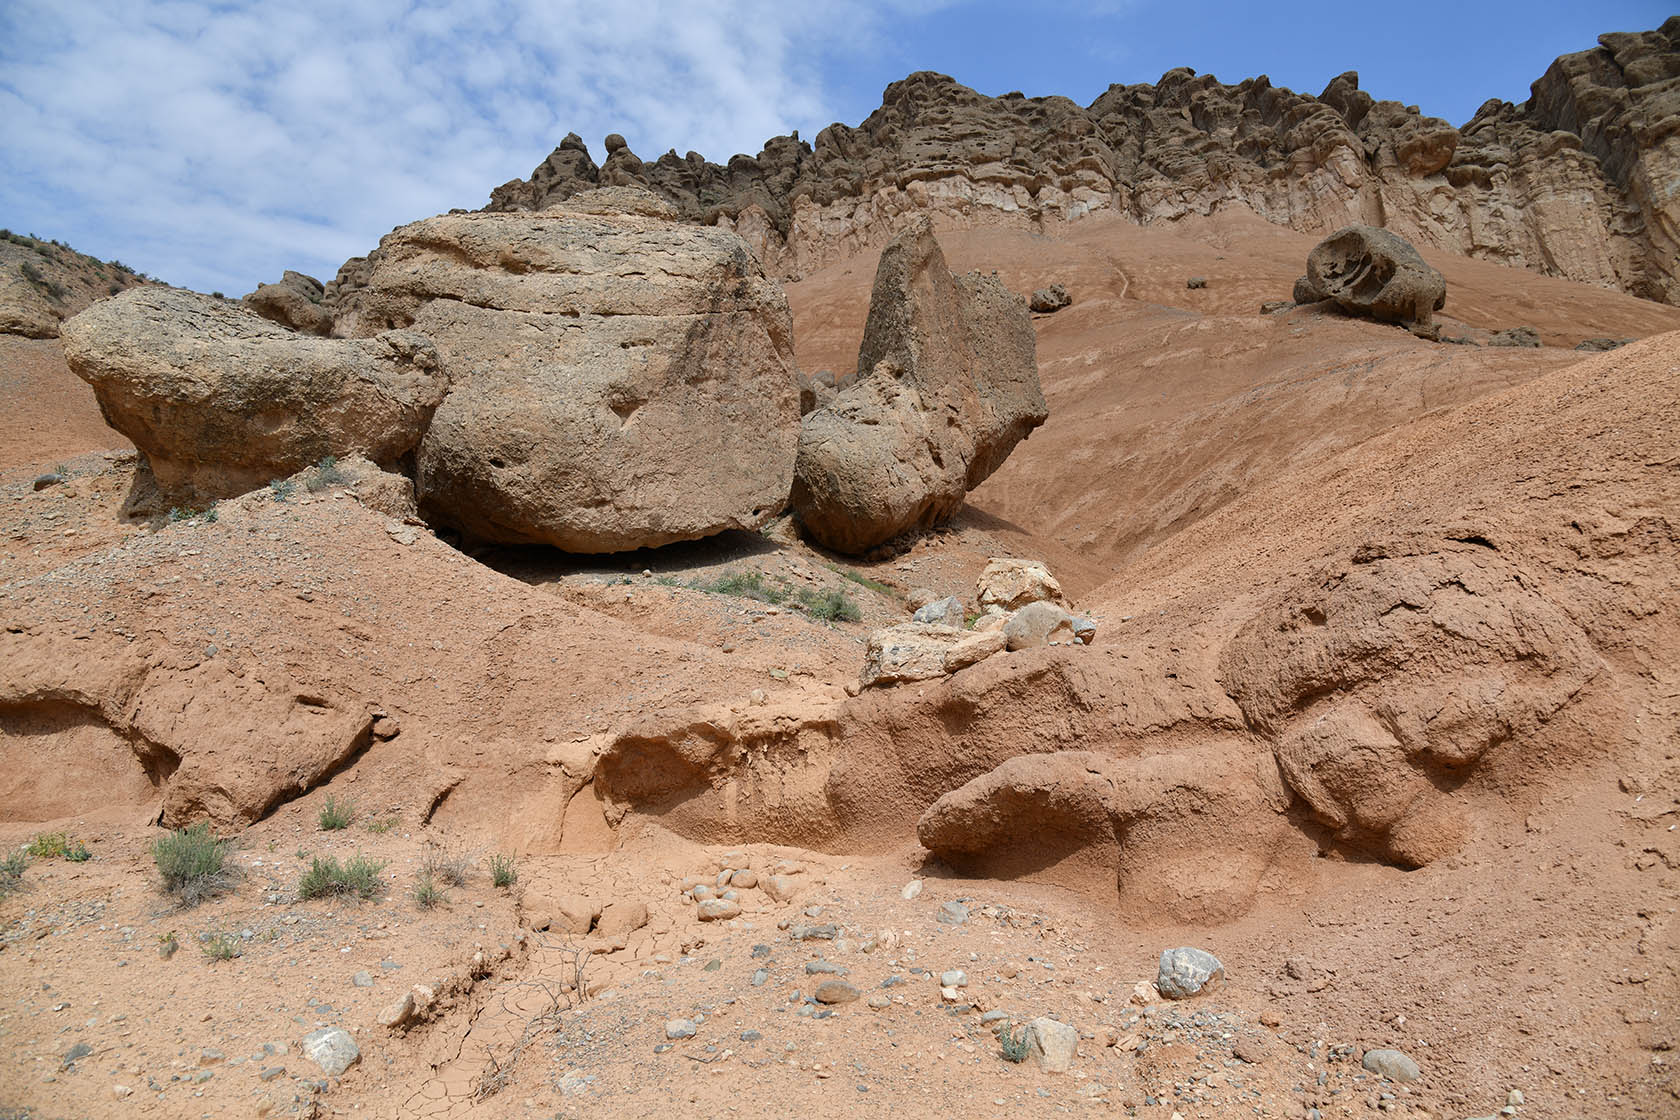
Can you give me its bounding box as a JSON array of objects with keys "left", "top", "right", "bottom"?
[
  {"left": 814, "top": 980, "right": 861, "bottom": 1005},
  {"left": 730, "top": 870, "right": 759, "bottom": 890},
  {"left": 805, "top": 961, "right": 846, "bottom": 975},
  {"left": 752, "top": 969, "right": 769, "bottom": 987},
  {"left": 1029, "top": 284, "right": 1071, "bottom": 313},
  {"left": 33, "top": 473, "right": 66, "bottom": 491},
  {"left": 867, "top": 994, "right": 892, "bottom": 1009},
  {"left": 1361, "top": 1048, "right": 1421, "bottom": 1083},
  {"left": 696, "top": 899, "right": 741, "bottom": 922},
  {"left": 199, "top": 1048, "right": 225, "bottom": 1066},
  {"left": 300, "top": 1028, "right": 360, "bottom": 1077},
  {"left": 665, "top": 1019, "right": 698, "bottom": 1040},
  {"left": 740, "top": 1030, "right": 762, "bottom": 1042},
  {"left": 761, "top": 875, "right": 797, "bottom": 903},
  {"left": 940, "top": 969, "right": 968, "bottom": 988},
  {"left": 789, "top": 923, "right": 837, "bottom": 941},
  {"left": 112, "top": 1084, "right": 133, "bottom": 1099},
  {"left": 936, "top": 901, "right": 969, "bottom": 925},
  {"left": 901, "top": 879, "right": 924, "bottom": 900},
  {"left": 1156, "top": 947, "right": 1224, "bottom": 999},
  {"left": 351, "top": 970, "right": 373, "bottom": 988},
  {"left": 1025, "top": 1016, "right": 1079, "bottom": 1073},
  {"left": 1186, "top": 277, "right": 1207, "bottom": 289},
  {"left": 259, "top": 1066, "right": 285, "bottom": 1082}
]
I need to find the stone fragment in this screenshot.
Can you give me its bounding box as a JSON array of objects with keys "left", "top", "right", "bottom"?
[
  {"left": 696, "top": 898, "right": 741, "bottom": 921},
  {"left": 1186, "top": 277, "right": 1207, "bottom": 289},
  {"left": 1156, "top": 947, "right": 1225, "bottom": 999},
  {"left": 1029, "top": 283, "right": 1071, "bottom": 312},
  {"left": 814, "top": 980, "right": 861, "bottom": 1004},
  {"left": 300, "top": 1028, "right": 360, "bottom": 1077},
  {"left": 791, "top": 218, "right": 1046, "bottom": 553},
  {"left": 937, "top": 901, "right": 969, "bottom": 925},
  {"left": 1024, "top": 1016, "right": 1079, "bottom": 1072},
  {"left": 911, "top": 595, "right": 966, "bottom": 627},
  {"left": 1361, "top": 1048, "right": 1421, "bottom": 1082},
  {"left": 596, "top": 900, "right": 650, "bottom": 939},
  {"left": 665, "top": 1019, "right": 698, "bottom": 1039},
  {"left": 1002, "top": 602, "right": 1096, "bottom": 650}
]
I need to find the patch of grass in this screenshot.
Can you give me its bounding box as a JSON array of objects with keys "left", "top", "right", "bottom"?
[
  {"left": 0, "top": 850, "right": 27, "bottom": 897},
  {"left": 317, "top": 795, "right": 354, "bottom": 831},
  {"left": 269, "top": 477, "right": 295, "bottom": 503},
  {"left": 694, "top": 570, "right": 787, "bottom": 605},
  {"left": 488, "top": 853, "right": 517, "bottom": 889},
  {"left": 365, "top": 816, "right": 400, "bottom": 835},
  {"left": 297, "top": 853, "right": 386, "bottom": 901},
  {"left": 307, "top": 455, "right": 348, "bottom": 491},
  {"left": 413, "top": 870, "right": 445, "bottom": 910},
  {"left": 152, "top": 822, "right": 236, "bottom": 907},
  {"left": 203, "top": 931, "right": 242, "bottom": 961},
  {"left": 796, "top": 587, "right": 862, "bottom": 623},
  {"left": 423, "top": 843, "right": 471, "bottom": 887},
  {"left": 825, "top": 563, "right": 897, "bottom": 598},
  {"left": 26, "top": 832, "right": 69, "bottom": 859},
  {"left": 167, "top": 504, "right": 216, "bottom": 525},
  {"left": 997, "top": 1023, "right": 1030, "bottom": 1063}
]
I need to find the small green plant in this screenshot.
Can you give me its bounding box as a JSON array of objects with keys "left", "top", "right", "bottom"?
[
  {"left": 307, "top": 455, "right": 347, "bottom": 491},
  {"left": 26, "top": 832, "right": 69, "bottom": 859},
  {"left": 825, "top": 563, "right": 897, "bottom": 598},
  {"left": 296, "top": 853, "right": 386, "bottom": 901},
  {"left": 157, "top": 931, "right": 179, "bottom": 959},
  {"left": 997, "top": 1023, "right": 1030, "bottom": 1063},
  {"left": 269, "top": 477, "right": 295, "bottom": 502},
  {"left": 203, "top": 931, "right": 242, "bottom": 961},
  {"left": 211, "top": 291, "right": 225, "bottom": 300},
  {"left": 318, "top": 795, "right": 354, "bottom": 831},
  {"left": 488, "top": 853, "right": 517, "bottom": 889},
  {"left": 151, "top": 822, "right": 235, "bottom": 907},
  {"left": 0, "top": 850, "right": 27, "bottom": 897},
  {"left": 422, "top": 842, "right": 471, "bottom": 887},
  {"left": 413, "top": 870, "right": 444, "bottom": 910},
  {"left": 796, "top": 587, "right": 862, "bottom": 623},
  {"left": 365, "top": 816, "right": 399, "bottom": 835},
  {"left": 690, "top": 570, "right": 788, "bottom": 605},
  {"left": 65, "top": 838, "right": 91, "bottom": 862}
]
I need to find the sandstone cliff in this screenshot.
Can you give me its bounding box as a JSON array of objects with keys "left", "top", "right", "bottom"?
[{"left": 482, "top": 18, "right": 1679, "bottom": 304}]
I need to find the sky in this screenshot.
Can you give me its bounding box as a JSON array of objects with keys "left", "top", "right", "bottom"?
[{"left": 1, "top": 0, "right": 1670, "bottom": 295}]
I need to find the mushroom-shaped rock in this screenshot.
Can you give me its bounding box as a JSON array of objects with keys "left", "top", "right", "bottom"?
[
  {"left": 791, "top": 218, "right": 1046, "bottom": 554},
  {"left": 62, "top": 287, "right": 446, "bottom": 505}
]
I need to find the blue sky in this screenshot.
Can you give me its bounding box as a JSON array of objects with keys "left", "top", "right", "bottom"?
[{"left": 1, "top": 0, "right": 1669, "bottom": 295}]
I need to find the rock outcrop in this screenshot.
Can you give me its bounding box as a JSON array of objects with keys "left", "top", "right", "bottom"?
[
  {"left": 791, "top": 219, "right": 1046, "bottom": 553},
  {"left": 340, "top": 189, "right": 799, "bottom": 553},
  {"left": 61, "top": 288, "right": 446, "bottom": 503},
  {"left": 1294, "top": 226, "right": 1446, "bottom": 335},
  {"left": 243, "top": 270, "right": 333, "bottom": 335},
  {"left": 479, "top": 20, "right": 1680, "bottom": 304}
]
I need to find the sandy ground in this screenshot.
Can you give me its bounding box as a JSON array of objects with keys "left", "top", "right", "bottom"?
[{"left": 1, "top": 207, "right": 1677, "bottom": 1120}]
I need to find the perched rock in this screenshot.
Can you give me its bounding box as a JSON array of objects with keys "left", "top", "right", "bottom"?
[
  {"left": 911, "top": 595, "right": 966, "bottom": 627},
  {"left": 976, "top": 558, "right": 1065, "bottom": 612},
  {"left": 1002, "top": 601, "right": 1096, "bottom": 650},
  {"left": 1361, "top": 1048, "right": 1422, "bottom": 1082},
  {"left": 300, "top": 1028, "right": 360, "bottom": 1077},
  {"left": 860, "top": 622, "right": 1005, "bottom": 688},
  {"left": 1024, "top": 1016, "right": 1079, "bottom": 1072},
  {"left": 345, "top": 193, "right": 799, "bottom": 553},
  {"left": 1294, "top": 226, "right": 1446, "bottom": 333},
  {"left": 61, "top": 288, "right": 446, "bottom": 505},
  {"left": 1489, "top": 325, "right": 1541, "bottom": 347},
  {"left": 791, "top": 219, "right": 1046, "bottom": 553},
  {"left": 1029, "top": 283, "right": 1071, "bottom": 312},
  {"left": 242, "top": 270, "right": 333, "bottom": 335},
  {"left": 1157, "top": 947, "right": 1225, "bottom": 999}
]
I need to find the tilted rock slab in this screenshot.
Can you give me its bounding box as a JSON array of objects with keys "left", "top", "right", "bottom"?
[
  {"left": 791, "top": 218, "right": 1046, "bottom": 553},
  {"left": 348, "top": 191, "right": 799, "bottom": 552},
  {"left": 62, "top": 287, "right": 445, "bottom": 503}
]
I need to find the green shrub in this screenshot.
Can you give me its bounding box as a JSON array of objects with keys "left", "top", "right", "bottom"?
[
  {"left": 203, "top": 931, "right": 242, "bottom": 961},
  {"left": 365, "top": 816, "right": 399, "bottom": 835},
  {"left": 152, "top": 822, "right": 235, "bottom": 906},
  {"left": 297, "top": 854, "right": 386, "bottom": 901},
  {"left": 997, "top": 1023, "right": 1029, "bottom": 1063},
  {"left": 269, "top": 477, "right": 295, "bottom": 502},
  {"left": 697, "top": 570, "right": 786, "bottom": 605},
  {"left": 413, "top": 870, "right": 444, "bottom": 910},
  {"left": 0, "top": 850, "right": 27, "bottom": 897},
  {"left": 797, "top": 587, "right": 861, "bottom": 623},
  {"left": 318, "top": 795, "right": 354, "bottom": 831},
  {"left": 26, "top": 832, "right": 68, "bottom": 859},
  {"left": 825, "top": 563, "right": 897, "bottom": 597},
  {"left": 307, "top": 455, "right": 347, "bottom": 491},
  {"left": 488, "top": 853, "right": 517, "bottom": 889}
]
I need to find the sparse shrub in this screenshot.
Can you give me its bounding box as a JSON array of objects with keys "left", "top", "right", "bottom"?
[
  {"left": 413, "top": 870, "right": 444, "bottom": 910},
  {"left": 269, "top": 477, "right": 295, "bottom": 502},
  {"left": 296, "top": 853, "right": 386, "bottom": 901},
  {"left": 203, "top": 931, "right": 242, "bottom": 961},
  {"left": 422, "top": 842, "right": 471, "bottom": 887},
  {"left": 365, "top": 816, "right": 399, "bottom": 835},
  {"left": 107, "top": 282, "right": 122, "bottom": 295},
  {"left": 307, "top": 454, "right": 347, "bottom": 491},
  {"left": 318, "top": 795, "right": 354, "bottom": 831},
  {"left": 211, "top": 291, "right": 224, "bottom": 299},
  {"left": 26, "top": 832, "right": 68, "bottom": 859},
  {"left": 151, "top": 822, "right": 235, "bottom": 906},
  {"left": 0, "top": 850, "right": 27, "bottom": 897},
  {"left": 825, "top": 563, "right": 897, "bottom": 598},
  {"left": 692, "top": 570, "right": 787, "bottom": 605},
  {"left": 997, "top": 1023, "right": 1030, "bottom": 1063},
  {"left": 488, "top": 853, "right": 517, "bottom": 889},
  {"left": 64, "top": 838, "right": 91, "bottom": 862},
  {"left": 797, "top": 587, "right": 862, "bottom": 623}
]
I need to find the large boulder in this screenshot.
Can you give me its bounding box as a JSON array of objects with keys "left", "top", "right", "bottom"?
[
  {"left": 61, "top": 287, "right": 446, "bottom": 503},
  {"left": 1293, "top": 226, "right": 1446, "bottom": 334},
  {"left": 348, "top": 190, "right": 799, "bottom": 553},
  {"left": 791, "top": 218, "right": 1046, "bottom": 554},
  {"left": 242, "top": 270, "right": 333, "bottom": 336}
]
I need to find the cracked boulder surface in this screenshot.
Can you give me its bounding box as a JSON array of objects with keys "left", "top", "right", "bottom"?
[{"left": 338, "top": 188, "right": 800, "bottom": 553}]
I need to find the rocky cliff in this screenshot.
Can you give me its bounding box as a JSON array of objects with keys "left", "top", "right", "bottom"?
[{"left": 483, "top": 18, "right": 1679, "bottom": 304}]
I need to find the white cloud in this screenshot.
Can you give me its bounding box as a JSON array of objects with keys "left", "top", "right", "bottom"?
[{"left": 0, "top": 0, "right": 951, "bottom": 293}]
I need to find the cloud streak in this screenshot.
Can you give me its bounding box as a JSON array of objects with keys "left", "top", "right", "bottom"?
[{"left": 0, "top": 0, "right": 945, "bottom": 293}]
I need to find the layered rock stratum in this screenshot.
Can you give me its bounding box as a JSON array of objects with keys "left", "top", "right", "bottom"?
[{"left": 479, "top": 18, "right": 1680, "bottom": 304}]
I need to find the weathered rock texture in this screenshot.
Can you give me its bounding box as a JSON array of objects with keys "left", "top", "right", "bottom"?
[
  {"left": 1295, "top": 226, "right": 1446, "bottom": 332},
  {"left": 340, "top": 190, "right": 799, "bottom": 552},
  {"left": 478, "top": 20, "right": 1680, "bottom": 303},
  {"left": 61, "top": 288, "right": 446, "bottom": 503},
  {"left": 791, "top": 219, "right": 1046, "bottom": 553},
  {"left": 243, "top": 270, "right": 333, "bottom": 335}
]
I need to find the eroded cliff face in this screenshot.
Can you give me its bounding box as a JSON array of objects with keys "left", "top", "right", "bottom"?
[{"left": 479, "top": 18, "right": 1678, "bottom": 304}]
